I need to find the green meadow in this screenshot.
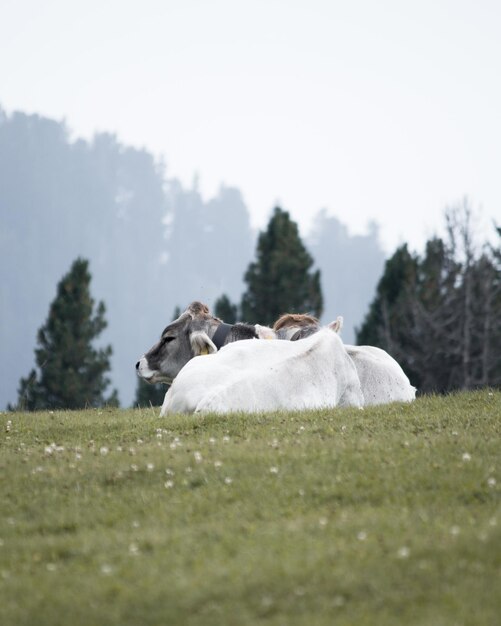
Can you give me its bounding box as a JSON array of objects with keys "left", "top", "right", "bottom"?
[{"left": 1, "top": 390, "right": 500, "bottom": 626}]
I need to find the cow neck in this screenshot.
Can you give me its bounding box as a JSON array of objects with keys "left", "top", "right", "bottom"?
[{"left": 211, "top": 322, "right": 233, "bottom": 350}]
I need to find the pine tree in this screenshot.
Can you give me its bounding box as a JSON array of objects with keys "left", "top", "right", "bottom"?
[
  {"left": 356, "top": 244, "right": 417, "bottom": 351},
  {"left": 15, "top": 258, "right": 118, "bottom": 410},
  {"left": 214, "top": 294, "right": 238, "bottom": 323},
  {"left": 240, "top": 207, "right": 323, "bottom": 325}
]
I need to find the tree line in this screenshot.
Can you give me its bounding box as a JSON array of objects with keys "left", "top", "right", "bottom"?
[
  {"left": 1, "top": 107, "right": 385, "bottom": 408},
  {"left": 357, "top": 200, "right": 501, "bottom": 393},
  {"left": 12, "top": 201, "right": 500, "bottom": 411}
]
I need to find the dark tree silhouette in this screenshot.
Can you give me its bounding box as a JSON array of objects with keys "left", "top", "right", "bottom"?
[
  {"left": 214, "top": 294, "right": 238, "bottom": 323},
  {"left": 14, "top": 258, "right": 118, "bottom": 410},
  {"left": 240, "top": 207, "right": 323, "bottom": 325}
]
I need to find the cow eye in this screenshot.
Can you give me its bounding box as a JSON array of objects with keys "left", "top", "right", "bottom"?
[{"left": 162, "top": 336, "right": 175, "bottom": 344}]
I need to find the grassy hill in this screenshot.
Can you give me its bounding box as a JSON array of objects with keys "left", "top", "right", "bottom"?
[{"left": 1, "top": 390, "right": 499, "bottom": 625}]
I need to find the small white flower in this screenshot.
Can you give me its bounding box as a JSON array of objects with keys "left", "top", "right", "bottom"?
[
  {"left": 116, "top": 445, "right": 123, "bottom": 452},
  {"left": 214, "top": 460, "right": 222, "bottom": 468},
  {"left": 164, "top": 480, "right": 174, "bottom": 489},
  {"left": 462, "top": 452, "right": 471, "bottom": 462},
  {"left": 136, "top": 439, "right": 144, "bottom": 445},
  {"left": 224, "top": 477, "right": 233, "bottom": 485},
  {"left": 128, "top": 447, "right": 136, "bottom": 455},
  {"left": 131, "top": 520, "right": 140, "bottom": 528},
  {"left": 357, "top": 531, "right": 367, "bottom": 541},
  {"left": 185, "top": 466, "right": 192, "bottom": 473},
  {"left": 487, "top": 477, "right": 496, "bottom": 487},
  {"left": 397, "top": 546, "right": 410, "bottom": 558},
  {"left": 128, "top": 543, "right": 140, "bottom": 555},
  {"left": 165, "top": 468, "right": 174, "bottom": 476},
  {"left": 146, "top": 463, "right": 154, "bottom": 471},
  {"left": 298, "top": 489, "right": 305, "bottom": 496},
  {"left": 452, "top": 431, "right": 459, "bottom": 437},
  {"left": 100, "top": 446, "right": 109, "bottom": 456},
  {"left": 341, "top": 425, "right": 347, "bottom": 432},
  {"left": 101, "top": 564, "right": 113, "bottom": 575},
  {"left": 223, "top": 436, "right": 230, "bottom": 442},
  {"left": 209, "top": 437, "right": 216, "bottom": 444},
  {"left": 194, "top": 451, "right": 202, "bottom": 463},
  {"left": 46, "top": 563, "right": 57, "bottom": 571},
  {"left": 130, "top": 464, "right": 138, "bottom": 472},
  {"left": 450, "top": 525, "right": 460, "bottom": 536},
  {"left": 75, "top": 453, "right": 82, "bottom": 460},
  {"left": 5, "top": 420, "right": 12, "bottom": 432},
  {"left": 269, "top": 466, "right": 279, "bottom": 474},
  {"left": 319, "top": 517, "right": 328, "bottom": 527}
]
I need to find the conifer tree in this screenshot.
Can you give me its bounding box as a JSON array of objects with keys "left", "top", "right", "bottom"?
[
  {"left": 214, "top": 294, "right": 238, "bottom": 323},
  {"left": 240, "top": 207, "right": 323, "bottom": 325},
  {"left": 15, "top": 258, "right": 118, "bottom": 410}
]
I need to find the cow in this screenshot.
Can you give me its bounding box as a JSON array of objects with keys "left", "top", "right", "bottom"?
[
  {"left": 273, "top": 313, "right": 416, "bottom": 405},
  {"left": 136, "top": 301, "right": 275, "bottom": 385},
  {"left": 159, "top": 326, "right": 363, "bottom": 415},
  {"left": 136, "top": 301, "right": 415, "bottom": 412}
]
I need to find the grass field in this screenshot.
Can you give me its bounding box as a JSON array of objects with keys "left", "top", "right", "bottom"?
[{"left": 1, "top": 390, "right": 500, "bottom": 626}]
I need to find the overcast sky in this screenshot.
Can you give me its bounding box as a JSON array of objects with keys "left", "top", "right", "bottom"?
[{"left": 1, "top": 0, "right": 500, "bottom": 252}]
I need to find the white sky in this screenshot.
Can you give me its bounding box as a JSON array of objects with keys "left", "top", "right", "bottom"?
[{"left": 1, "top": 0, "right": 500, "bottom": 252}]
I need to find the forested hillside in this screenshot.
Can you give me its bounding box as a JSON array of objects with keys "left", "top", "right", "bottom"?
[{"left": 0, "top": 106, "right": 384, "bottom": 408}]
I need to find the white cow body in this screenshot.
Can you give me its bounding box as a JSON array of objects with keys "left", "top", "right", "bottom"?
[
  {"left": 160, "top": 329, "right": 363, "bottom": 415},
  {"left": 345, "top": 345, "right": 416, "bottom": 405}
]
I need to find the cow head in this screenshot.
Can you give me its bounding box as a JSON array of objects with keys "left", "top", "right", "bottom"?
[
  {"left": 272, "top": 313, "right": 343, "bottom": 340},
  {"left": 136, "top": 301, "right": 219, "bottom": 384}
]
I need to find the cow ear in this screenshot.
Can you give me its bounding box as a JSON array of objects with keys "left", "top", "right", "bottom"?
[
  {"left": 190, "top": 330, "right": 217, "bottom": 356},
  {"left": 255, "top": 324, "right": 276, "bottom": 340},
  {"left": 328, "top": 316, "right": 343, "bottom": 334}
]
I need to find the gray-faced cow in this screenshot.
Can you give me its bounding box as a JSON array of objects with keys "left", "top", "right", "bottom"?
[{"left": 136, "top": 301, "right": 274, "bottom": 385}]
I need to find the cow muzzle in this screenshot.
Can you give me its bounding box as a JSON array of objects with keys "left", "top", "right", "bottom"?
[{"left": 136, "top": 356, "right": 158, "bottom": 382}]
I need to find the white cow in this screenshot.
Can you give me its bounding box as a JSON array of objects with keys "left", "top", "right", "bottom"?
[
  {"left": 272, "top": 313, "right": 415, "bottom": 405},
  {"left": 345, "top": 345, "right": 416, "bottom": 405},
  {"left": 160, "top": 328, "right": 364, "bottom": 415}
]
